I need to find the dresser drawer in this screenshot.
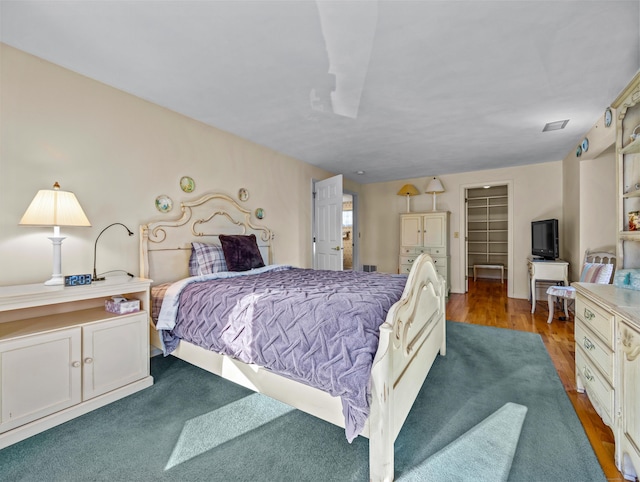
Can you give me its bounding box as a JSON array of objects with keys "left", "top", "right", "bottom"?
[
  {"left": 575, "top": 320, "right": 613, "bottom": 383},
  {"left": 575, "top": 296, "right": 614, "bottom": 347},
  {"left": 400, "top": 258, "right": 447, "bottom": 280},
  {"left": 576, "top": 348, "right": 613, "bottom": 426},
  {"left": 400, "top": 255, "right": 420, "bottom": 266},
  {"left": 401, "top": 247, "right": 428, "bottom": 255},
  {"left": 400, "top": 246, "right": 447, "bottom": 256},
  {"left": 434, "top": 265, "right": 448, "bottom": 280}
]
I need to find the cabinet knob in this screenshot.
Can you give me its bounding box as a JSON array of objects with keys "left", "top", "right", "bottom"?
[
  {"left": 583, "top": 337, "right": 595, "bottom": 351},
  {"left": 84, "top": 357, "right": 94, "bottom": 365},
  {"left": 71, "top": 361, "right": 81, "bottom": 368},
  {"left": 583, "top": 366, "right": 594, "bottom": 382}
]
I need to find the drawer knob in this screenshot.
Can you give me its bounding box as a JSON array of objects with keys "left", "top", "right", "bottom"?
[
  {"left": 583, "top": 366, "right": 594, "bottom": 382},
  {"left": 583, "top": 337, "right": 595, "bottom": 351},
  {"left": 584, "top": 308, "right": 595, "bottom": 321}
]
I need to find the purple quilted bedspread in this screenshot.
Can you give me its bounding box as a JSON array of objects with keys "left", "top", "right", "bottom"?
[{"left": 160, "top": 267, "right": 407, "bottom": 441}]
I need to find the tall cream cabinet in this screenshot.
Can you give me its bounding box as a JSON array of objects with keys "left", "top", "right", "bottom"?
[
  {"left": 0, "top": 277, "right": 153, "bottom": 449},
  {"left": 399, "top": 211, "right": 450, "bottom": 293},
  {"left": 619, "top": 315, "right": 640, "bottom": 480},
  {"left": 612, "top": 71, "right": 640, "bottom": 269},
  {"left": 573, "top": 283, "right": 640, "bottom": 480}
]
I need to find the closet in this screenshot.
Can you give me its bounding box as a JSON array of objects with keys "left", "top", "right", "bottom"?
[{"left": 466, "top": 185, "right": 509, "bottom": 282}]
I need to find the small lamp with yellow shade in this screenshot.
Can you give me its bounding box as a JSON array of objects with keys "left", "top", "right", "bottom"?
[{"left": 397, "top": 184, "right": 420, "bottom": 213}]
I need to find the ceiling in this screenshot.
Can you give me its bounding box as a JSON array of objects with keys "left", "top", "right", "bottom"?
[{"left": 1, "top": 1, "right": 639, "bottom": 184}]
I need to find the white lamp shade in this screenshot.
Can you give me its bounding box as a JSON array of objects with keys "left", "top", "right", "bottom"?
[
  {"left": 20, "top": 184, "right": 91, "bottom": 227},
  {"left": 425, "top": 177, "right": 445, "bottom": 194}
]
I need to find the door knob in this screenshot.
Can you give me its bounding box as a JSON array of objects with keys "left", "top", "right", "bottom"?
[{"left": 333, "top": 246, "right": 341, "bottom": 251}]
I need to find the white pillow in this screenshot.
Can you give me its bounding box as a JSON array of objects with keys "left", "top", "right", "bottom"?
[{"left": 595, "top": 263, "right": 614, "bottom": 284}]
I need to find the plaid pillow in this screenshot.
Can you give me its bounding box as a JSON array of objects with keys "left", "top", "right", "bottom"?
[
  {"left": 191, "top": 242, "right": 228, "bottom": 275},
  {"left": 188, "top": 249, "right": 199, "bottom": 276},
  {"left": 579, "top": 263, "right": 603, "bottom": 283}
]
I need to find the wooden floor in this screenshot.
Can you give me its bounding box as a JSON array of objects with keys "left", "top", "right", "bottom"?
[{"left": 446, "top": 278, "right": 625, "bottom": 481}]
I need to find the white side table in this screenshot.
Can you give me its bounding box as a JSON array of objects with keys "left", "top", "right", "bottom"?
[{"left": 527, "top": 258, "right": 569, "bottom": 314}]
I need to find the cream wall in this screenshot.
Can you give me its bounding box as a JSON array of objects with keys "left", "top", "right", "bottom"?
[
  {"left": 579, "top": 152, "right": 617, "bottom": 264},
  {"left": 360, "top": 162, "right": 563, "bottom": 300},
  {"left": 562, "top": 113, "right": 617, "bottom": 281},
  {"left": 563, "top": 149, "right": 582, "bottom": 278},
  {"left": 0, "top": 44, "right": 340, "bottom": 286}
]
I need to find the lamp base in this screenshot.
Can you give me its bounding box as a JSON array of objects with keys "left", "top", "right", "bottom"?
[
  {"left": 44, "top": 275, "right": 64, "bottom": 286},
  {"left": 46, "top": 235, "right": 65, "bottom": 286}
]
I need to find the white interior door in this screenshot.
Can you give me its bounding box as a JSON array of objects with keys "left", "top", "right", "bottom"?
[{"left": 314, "top": 175, "right": 343, "bottom": 270}]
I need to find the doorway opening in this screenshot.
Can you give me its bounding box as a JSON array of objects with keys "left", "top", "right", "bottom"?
[
  {"left": 460, "top": 182, "right": 513, "bottom": 297},
  {"left": 342, "top": 193, "right": 354, "bottom": 270}
]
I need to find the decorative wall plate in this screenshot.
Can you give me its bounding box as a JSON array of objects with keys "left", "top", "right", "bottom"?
[
  {"left": 576, "top": 145, "right": 582, "bottom": 157},
  {"left": 604, "top": 107, "right": 612, "bottom": 128},
  {"left": 155, "top": 195, "right": 173, "bottom": 213},
  {"left": 581, "top": 137, "right": 589, "bottom": 153},
  {"left": 238, "top": 188, "right": 249, "bottom": 202},
  {"left": 180, "top": 176, "right": 195, "bottom": 193},
  {"left": 255, "top": 208, "right": 265, "bottom": 219}
]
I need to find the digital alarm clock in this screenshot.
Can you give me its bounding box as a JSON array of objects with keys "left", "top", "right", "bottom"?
[{"left": 64, "top": 274, "right": 92, "bottom": 286}]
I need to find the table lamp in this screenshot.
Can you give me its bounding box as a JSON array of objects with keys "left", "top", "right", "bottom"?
[
  {"left": 19, "top": 182, "right": 91, "bottom": 285},
  {"left": 425, "top": 177, "right": 445, "bottom": 211},
  {"left": 396, "top": 184, "right": 420, "bottom": 213}
]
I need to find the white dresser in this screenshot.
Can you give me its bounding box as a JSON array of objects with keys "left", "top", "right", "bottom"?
[
  {"left": 0, "top": 277, "right": 153, "bottom": 449},
  {"left": 574, "top": 283, "right": 640, "bottom": 481},
  {"left": 399, "top": 211, "right": 450, "bottom": 294}
]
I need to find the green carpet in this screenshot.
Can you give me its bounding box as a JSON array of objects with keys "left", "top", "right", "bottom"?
[{"left": 0, "top": 321, "right": 605, "bottom": 481}]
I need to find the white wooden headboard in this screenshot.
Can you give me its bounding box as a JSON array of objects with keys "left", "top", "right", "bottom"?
[{"left": 140, "top": 193, "right": 273, "bottom": 284}]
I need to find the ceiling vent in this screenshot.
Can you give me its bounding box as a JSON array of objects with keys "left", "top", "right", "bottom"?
[{"left": 542, "top": 119, "right": 569, "bottom": 132}]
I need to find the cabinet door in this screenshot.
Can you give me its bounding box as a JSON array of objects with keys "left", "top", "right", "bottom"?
[
  {"left": 619, "top": 319, "right": 640, "bottom": 477},
  {"left": 82, "top": 313, "right": 148, "bottom": 400},
  {"left": 400, "top": 215, "right": 422, "bottom": 247},
  {"left": 423, "top": 214, "right": 445, "bottom": 249},
  {"left": 0, "top": 328, "right": 81, "bottom": 433}
]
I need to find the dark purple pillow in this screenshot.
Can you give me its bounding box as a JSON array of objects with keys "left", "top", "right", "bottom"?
[{"left": 219, "top": 234, "right": 265, "bottom": 272}]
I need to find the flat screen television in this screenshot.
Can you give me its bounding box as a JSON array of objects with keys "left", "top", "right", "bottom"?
[{"left": 531, "top": 219, "right": 559, "bottom": 260}]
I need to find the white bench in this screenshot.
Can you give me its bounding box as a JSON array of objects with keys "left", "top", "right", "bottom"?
[{"left": 473, "top": 264, "right": 504, "bottom": 283}]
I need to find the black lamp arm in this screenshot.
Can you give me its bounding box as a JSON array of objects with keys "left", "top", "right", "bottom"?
[{"left": 92, "top": 223, "right": 134, "bottom": 281}]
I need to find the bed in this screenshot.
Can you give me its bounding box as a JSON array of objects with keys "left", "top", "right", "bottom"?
[{"left": 140, "top": 192, "right": 446, "bottom": 481}]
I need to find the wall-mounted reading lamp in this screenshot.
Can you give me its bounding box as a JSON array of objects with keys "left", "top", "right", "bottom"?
[{"left": 92, "top": 222, "right": 134, "bottom": 281}]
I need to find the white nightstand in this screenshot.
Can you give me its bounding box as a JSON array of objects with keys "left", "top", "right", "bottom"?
[
  {"left": 0, "top": 277, "right": 153, "bottom": 449},
  {"left": 527, "top": 257, "right": 568, "bottom": 313}
]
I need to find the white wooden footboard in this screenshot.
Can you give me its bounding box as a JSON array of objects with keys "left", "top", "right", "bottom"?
[{"left": 369, "top": 253, "right": 447, "bottom": 481}]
